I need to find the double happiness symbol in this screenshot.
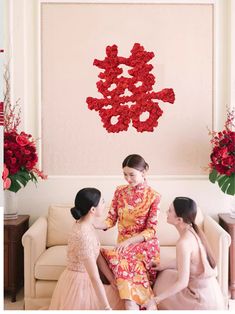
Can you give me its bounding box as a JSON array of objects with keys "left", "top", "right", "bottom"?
[{"left": 86, "top": 43, "right": 175, "bottom": 133}]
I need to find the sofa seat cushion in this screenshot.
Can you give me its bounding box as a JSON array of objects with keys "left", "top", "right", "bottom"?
[
  {"left": 35, "top": 246, "right": 67, "bottom": 280},
  {"left": 35, "top": 244, "right": 176, "bottom": 282},
  {"left": 35, "top": 280, "right": 57, "bottom": 298}
]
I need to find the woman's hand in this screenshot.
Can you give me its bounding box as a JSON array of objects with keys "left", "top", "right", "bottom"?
[
  {"left": 115, "top": 239, "right": 132, "bottom": 253},
  {"left": 145, "top": 297, "right": 158, "bottom": 310}
]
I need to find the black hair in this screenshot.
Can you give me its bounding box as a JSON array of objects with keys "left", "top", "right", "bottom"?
[
  {"left": 173, "top": 197, "right": 216, "bottom": 269},
  {"left": 122, "top": 154, "right": 149, "bottom": 172},
  {"left": 70, "top": 188, "right": 101, "bottom": 220}
]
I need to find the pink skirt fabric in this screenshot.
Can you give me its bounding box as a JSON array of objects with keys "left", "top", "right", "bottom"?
[
  {"left": 154, "top": 269, "right": 225, "bottom": 310},
  {"left": 49, "top": 269, "right": 124, "bottom": 310}
]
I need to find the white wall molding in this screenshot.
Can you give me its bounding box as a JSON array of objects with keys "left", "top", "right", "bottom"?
[{"left": 48, "top": 175, "right": 208, "bottom": 180}]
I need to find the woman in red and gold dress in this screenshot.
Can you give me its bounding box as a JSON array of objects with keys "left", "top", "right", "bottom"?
[{"left": 94, "top": 154, "right": 161, "bottom": 310}]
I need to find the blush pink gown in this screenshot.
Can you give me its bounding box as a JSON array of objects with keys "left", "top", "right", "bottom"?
[
  {"left": 49, "top": 222, "right": 124, "bottom": 310},
  {"left": 154, "top": 228, "right": 226, "bottom": 310}
]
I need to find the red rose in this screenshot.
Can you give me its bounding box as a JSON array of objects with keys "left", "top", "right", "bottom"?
[{"left": 16, "top": 133, "right": 29, "bottom": 146}]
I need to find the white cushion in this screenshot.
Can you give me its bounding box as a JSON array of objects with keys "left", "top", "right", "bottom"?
[
  {"left": 46, "top": 204, "right": 204, "bottom": 247},
  {"left": 35, "top": 280, "right": 57, "bottom": 298},
  {"left": 35, "top": 245, "right": 176, "bottom": 282},
  {"left": 35, "top": 246, "right": 67, "bottom": 280},
  {"left": 47, "top": 204, "right": 74, "bottom": 247}
]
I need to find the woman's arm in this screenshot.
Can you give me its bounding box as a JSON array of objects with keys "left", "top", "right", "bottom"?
[
  {"left": 84, "top": 254, "right": 112, "bottom": 310},
  {"left": 97, "top": 252, "right": 116, "bottom": 289},
  {"left": 139, "top": 195, "right": 160, "bottom": 241},
  {"left": 154, "top": 239, "right": 191, "bottom": 304},
  {"left": 116, "top": 194, "right": 160, "bottom": 252},
  {"left": 94, "top": 188, "right": 120, "bottom": 230}
]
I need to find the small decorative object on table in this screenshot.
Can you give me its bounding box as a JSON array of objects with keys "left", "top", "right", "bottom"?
[
  {"left": 208, "top": 108, "right": 235, "bottom": 217},
  {"left": 2, "top": 66, "right": 47, "bottom": 219}
]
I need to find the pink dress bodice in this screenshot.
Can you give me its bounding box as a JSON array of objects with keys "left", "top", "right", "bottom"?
[{"left": 67, "top": 222, "right": 100, "bottom": 272}]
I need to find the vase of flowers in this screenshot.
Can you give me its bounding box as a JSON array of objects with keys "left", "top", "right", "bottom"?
[
  {"left": 208, "top": 108, "right": 235, "bottom": 217},
  {"left": 2, "top": 65, "right": 47, "bottom": 219}
]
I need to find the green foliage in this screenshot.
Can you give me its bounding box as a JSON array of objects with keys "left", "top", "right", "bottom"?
[
  {"left": 8, "top": 167, "right": 38, "bottom": 193},
  {"left": 209, "top": 169, "right": 235, "bottom": 195}
]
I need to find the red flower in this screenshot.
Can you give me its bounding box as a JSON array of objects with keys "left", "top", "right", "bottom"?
[
  {"left": 16, "top": 132, "right": 30, "bottom": 146},
  {"left": 209, "top": 109, "right": 235, "bottom": 195},
  {"left": 86, "top": 43, "right": 175, "bottom": 133},
  {"left": 2, "top": 164, "right": 11, "bottom": 189},
  {"left": 2, "top": 67, "right": 47, "bottom": 192}
]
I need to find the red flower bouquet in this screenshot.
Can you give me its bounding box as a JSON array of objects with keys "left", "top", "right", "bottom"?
[
  {"left": 209, "top": 109, "right": 235, "bottom": 195},
  {"left": 2, "top": 68, "right": 47, "bottom": 192}
]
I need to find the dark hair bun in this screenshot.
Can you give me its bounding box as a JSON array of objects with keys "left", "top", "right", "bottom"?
[
  {"left": 70, "top": 206, "right": 82, "bottom": 220},
  {"left": 70, "top": 187, "right": 102, "bottom": 221}
]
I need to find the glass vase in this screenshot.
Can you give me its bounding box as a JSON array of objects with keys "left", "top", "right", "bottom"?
[{"left": 4, "top": 190, "right": 18, "bottom": 220}]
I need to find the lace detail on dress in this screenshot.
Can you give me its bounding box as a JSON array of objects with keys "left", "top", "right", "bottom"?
[{"left": 67, "top": 222, "right": 100, "bottom": 272}]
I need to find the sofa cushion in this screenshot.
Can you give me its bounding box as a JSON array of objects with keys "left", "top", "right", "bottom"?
[
  {"left": 96, "top": 226, "right": 118, "bottom": 246},
  {"left": 46, "top": 204, "right": 204, "bottom": 247},
  {"left": 35, "top": 245, "right": 176, "bottom": 282},
  {"left": 35, "top": 246, "right": 67, "bottom": 280},
  {"left": 35, "top": 280, "right": 57, "bottom": 298},
  {"left": 47, "top": 204, "right": 74, "bottom": 247}
]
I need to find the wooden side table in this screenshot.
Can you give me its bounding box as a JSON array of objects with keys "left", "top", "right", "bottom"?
[
  {"left": 4, "top": 215, "right": 30, "bottom": 302},
  {"left": 218, "top": 213, "right": 235, "bottom": 299}
]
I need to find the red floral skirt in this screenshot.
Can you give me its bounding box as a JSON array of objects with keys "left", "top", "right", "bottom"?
[{"left": 102, "top": 238, "right": 160, "bottom": 306}]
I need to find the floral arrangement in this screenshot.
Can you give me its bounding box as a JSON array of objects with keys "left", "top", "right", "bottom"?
[
  {"left": 209, "top": 108, "right": 235, "bottom": 195},
  {"left": 2, "top": 66, "right": 47, "bottom": 192},
  {"left": 86, "top": 43, "right": 175, "bottom": 133}
]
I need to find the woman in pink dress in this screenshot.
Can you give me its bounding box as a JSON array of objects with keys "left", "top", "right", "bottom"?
[
  {"left": 94, "top": 154, "right": 161, "bottom": 310},
  {"left": 49, "top": 188, "right": 124, "bottom": 310},
  {"left": 153, "top": 197, "right": 225, "bottom": 310}
]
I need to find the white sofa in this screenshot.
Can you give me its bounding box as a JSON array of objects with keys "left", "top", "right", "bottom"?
[{"left": 22, "top": 204, "right": 231, "bottom": 310}]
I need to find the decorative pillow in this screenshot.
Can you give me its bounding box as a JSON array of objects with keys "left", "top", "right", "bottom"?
[{"left": 47, "top": 204, "right": 74, "bottom": 247}]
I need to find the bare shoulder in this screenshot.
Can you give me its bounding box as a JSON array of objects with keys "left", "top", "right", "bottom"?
[{"left": 176, "top": 231, "right": 194, "bottom": 252}]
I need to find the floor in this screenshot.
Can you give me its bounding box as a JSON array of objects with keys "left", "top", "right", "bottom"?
[{"left": 3, "top": 288, "right": 235, "bottom": 310}]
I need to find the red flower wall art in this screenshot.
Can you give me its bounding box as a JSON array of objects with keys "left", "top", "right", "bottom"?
[{"left": 86, "top": 43, "right": 175, "bottom": 133}]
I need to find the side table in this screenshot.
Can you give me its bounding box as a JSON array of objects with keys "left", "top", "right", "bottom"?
[
  {"left": 218, "top": 213, "right": 235, "bottom": 299},
  {"left": 4, "top": 215, "right": 30, "bottom": 302}
]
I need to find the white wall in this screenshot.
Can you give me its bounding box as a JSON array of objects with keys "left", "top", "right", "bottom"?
[
  {"left": 17, "top": 175, "right": 234, "bottom": 225},
  {"left": 4, "top": 0, "right": 235, "bottom": 225}
]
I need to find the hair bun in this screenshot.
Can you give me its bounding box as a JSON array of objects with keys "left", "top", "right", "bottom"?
[{"left": 70, "top": 206, "right": 82, "bottom": 220}]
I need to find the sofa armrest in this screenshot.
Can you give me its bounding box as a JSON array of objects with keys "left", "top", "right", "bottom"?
[
  {"left": 22, "top": 216, "right": 48, "bottom": 298},
  {"left": 203, "top": 215, "right": 231, "bottom": 299}
]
